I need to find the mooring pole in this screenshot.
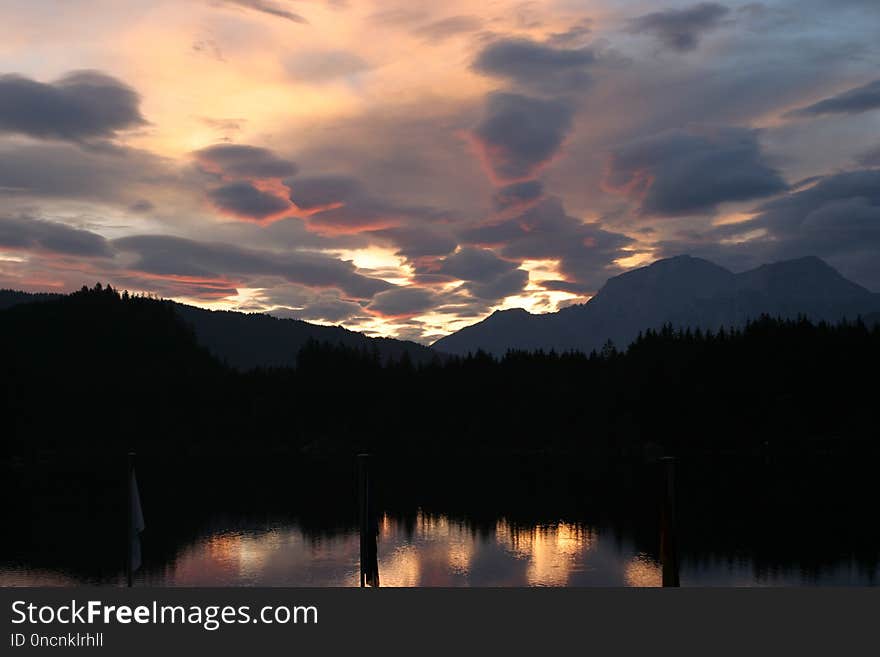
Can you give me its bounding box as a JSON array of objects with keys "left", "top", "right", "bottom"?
[
  {"left": 357, "top": 454, "right": 369, "bottom": 587},
  {"left": 660, "top": 456, "right": 680, "bottom": 587},
  {"left": 126, "top": 451, "right": 135, "bottom": 588}
]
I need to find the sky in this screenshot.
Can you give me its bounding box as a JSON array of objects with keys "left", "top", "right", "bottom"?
[{"left": 1, "top": 0, "right": 879, "bottom": 343}]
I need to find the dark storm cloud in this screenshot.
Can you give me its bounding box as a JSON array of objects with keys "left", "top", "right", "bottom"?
[
  {"left": 492, "top": 180, "right": 545, "bottom": 211},
  {"left": 467, "top": 269, "right": 529, "bottom": 300},
  {"left": 430, "top": 294, "right": 494, "bottom": 319},
  {"left": 604, "top": 127, "right": 787, "bottom": 217},
  {"left": 194, "top": 144, "right": 298, "bottom": 179},
  {"left": 787, "top": 79, "right": 880, "bottom": 118},
  {"left": 287, "top": 175, "right": 363, "bottom": 210},
  {"left": 626, "top": 3, "right": 731, "bottom": 52},
  {"left": 207, "top": 182, "right": 292, "bottom": 220},
  {"left": 281, "top": 298, "right": 364, "bottom": 322},
  {"left": 370, "top": 227, "right": 457, "bottom": 259},
  {"left": 0, "top": 142, "right": 175, "bottom": 204},
  {"left": 473, "top": 93, "right": 574, "bottom": 183},
  {"left": 750, "top": 169, "right": 880, "bottom": 251},
  {"left": 285, "top": 99, "right": 487, "bottom": 223},
  {"left": 114, "top": 235, "right": 391, "bottom": 298},
  {"left": 288, "top": 174, "right": 452, "bottom": 236},
  {"left": 367, "top": 286, "right": 438, "bottom": 317},
  {"left": 436, "top": 247, "right": 529, "bottom": 300},
  {"left": 195, "top": 145, "right": 298, "bottom": 219},
  {"left": 0, "top": 70, "right": 145, "bottom": 142},
  {"left": 413, "top": 15, "right": 483, "bottom": 42},
  {"left": 472, "top": 38, "right": 595, "bottom": 93},
  {"left": 437, "top": 247, "right": 518, "bottom": 283},
  {"left": 657, "top": 168, "right": 880, "bottom": 289},
  {"left": 461, "top": 198, "right": 633, "bottom": 291},
  {"left": 464, "top": 33, "right": 612, "bottom": 297},
  {"left": 540, "top": 279, "right": 594, "bottom": 295},
  {"left": 0, "top": 215, "right": 112, "bottom": 257},
  {"left": 216, "top": 0, "right": 308, "bottom": 24},
  {"left": 264, "top": 286, "right": 365, "bottom": 322}
]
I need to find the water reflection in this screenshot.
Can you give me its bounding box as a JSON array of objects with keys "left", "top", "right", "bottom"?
[
  {"left": 160, "top": 513, "right": 622, "bottom": 587},
  {"left": 4, "top": 457, "right": 879, "bottom": 587},
  {"left": 2, "top": 506, "right": 878, "bottom": 586},
  {"left": 624, "top": 554, "right": 663, "bottom": 588}
]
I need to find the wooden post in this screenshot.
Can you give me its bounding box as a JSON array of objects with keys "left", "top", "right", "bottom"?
[
  {"left": 357, "top": 454, "right": 369, "bottom": 588},
  {"left": 126, "top": 451, "right": 135, "bottom": 588},
  {"left": 660, "top": 456, "right": 679, "bottom": 587}
]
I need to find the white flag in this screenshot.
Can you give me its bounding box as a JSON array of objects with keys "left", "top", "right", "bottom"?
[{"left": 130, "top": 469, "right": 145, "bottom": 573}]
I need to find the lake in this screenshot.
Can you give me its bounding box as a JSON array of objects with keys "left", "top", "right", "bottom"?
[{"left": 2, "top": 454, "right": 879, "bottom": 586}]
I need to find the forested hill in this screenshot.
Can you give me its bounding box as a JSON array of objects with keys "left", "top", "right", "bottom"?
[
  {"left": 2, "top": 289, "right": 878, "bottom": 463},
  {"left": 0, "top": 285, "right": 225, "bottom": 458},
  {"left": 1, "top": 287, "right": 436, "bottom": 370},
  {"left": 0, "top": 289, "right": 62, "bottom": 310},
  {"left": 175, "top": 304, "right": 434, "bottom": 370}
]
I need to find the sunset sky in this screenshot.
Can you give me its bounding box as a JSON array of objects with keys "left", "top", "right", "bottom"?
[{"left": 1, "top": 0, "right": 879, "bottom": 342}]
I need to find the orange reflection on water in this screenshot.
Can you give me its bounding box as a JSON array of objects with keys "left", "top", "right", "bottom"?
[
  {"left": 378, "top": 512, "right": 477, "bottom": 586},
  {"left": 379, "top": 544, "right": 422, "bottom": 587},
  {"left": 375, "top": 513, "right": 604, "bottom": 586},
  {"left": 624, "top": 554, "right": 662, "bottom": 587},
  {"left": 0, "top": 512, "right": 667, "bottom": 586},
  {"left": 497, "top": 521, "right": 594, "bottom": 586},
  {"left": 161, "top": 527, "right": 361, "bottom": 586},
  {"left": 168, "top": 532, "right": 250, "bottom": 585}
]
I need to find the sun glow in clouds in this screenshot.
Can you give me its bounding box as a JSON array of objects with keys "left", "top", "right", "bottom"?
[
  {"left": 497, "top": 290, "right": 582, "bottom": 315},
  {"left": 713, "top": 211, "right": 759, "bottom": 227},
  {"left": 334, "top": 246, "right": 412, "bottom": 286},
  {"left": 2, "top": 0, "right": 877, "bottom": 339},
  {"left": 614, "top": 251, "right": 655, "bottom": 269},
  {"left": 180, "top": 287, "right": 267, "bottom": 311},
  {"left": 0, "top": 252, "right": 27, "bottom": 263},
  {"left": 521, "top": 259, "right": 562, "bottom": 287}
]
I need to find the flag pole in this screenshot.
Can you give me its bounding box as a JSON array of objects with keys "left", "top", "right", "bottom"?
[{"left": 126, "top": 451, "right": 135, "bottom": 588}]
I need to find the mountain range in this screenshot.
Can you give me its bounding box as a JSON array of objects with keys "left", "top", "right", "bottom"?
[
  {"left": 3, "top": 255, "right": 879, "bottom": 366},
  {"left": 432, "top": 255, "right": 880, "bottom": 356}
]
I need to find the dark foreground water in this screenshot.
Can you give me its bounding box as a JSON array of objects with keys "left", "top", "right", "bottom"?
[
  {"left": 2, "top": 454, "right": 879, "bottom": 586},
  {"left": 4, "top": 513, "right": 876, "bottom": 587}
]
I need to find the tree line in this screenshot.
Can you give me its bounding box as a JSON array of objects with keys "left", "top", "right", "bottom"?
[{"left": 2, "top": 284, "right": 879, "bottom": 466}]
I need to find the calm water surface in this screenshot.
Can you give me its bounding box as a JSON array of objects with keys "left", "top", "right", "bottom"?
[
  {"left": 4, "top": 456, "right": 879, "bottom": 587},
  {"left": 2, "top": 510, "right": 876, "bottom": 587}
]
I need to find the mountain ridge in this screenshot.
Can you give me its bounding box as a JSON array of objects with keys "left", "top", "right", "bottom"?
[
  {"left": 0, "top": 288, "right": 436, "bottom": 370},
  {"left": 431, "top": 255, "right": 880, "bottom": 356}
]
